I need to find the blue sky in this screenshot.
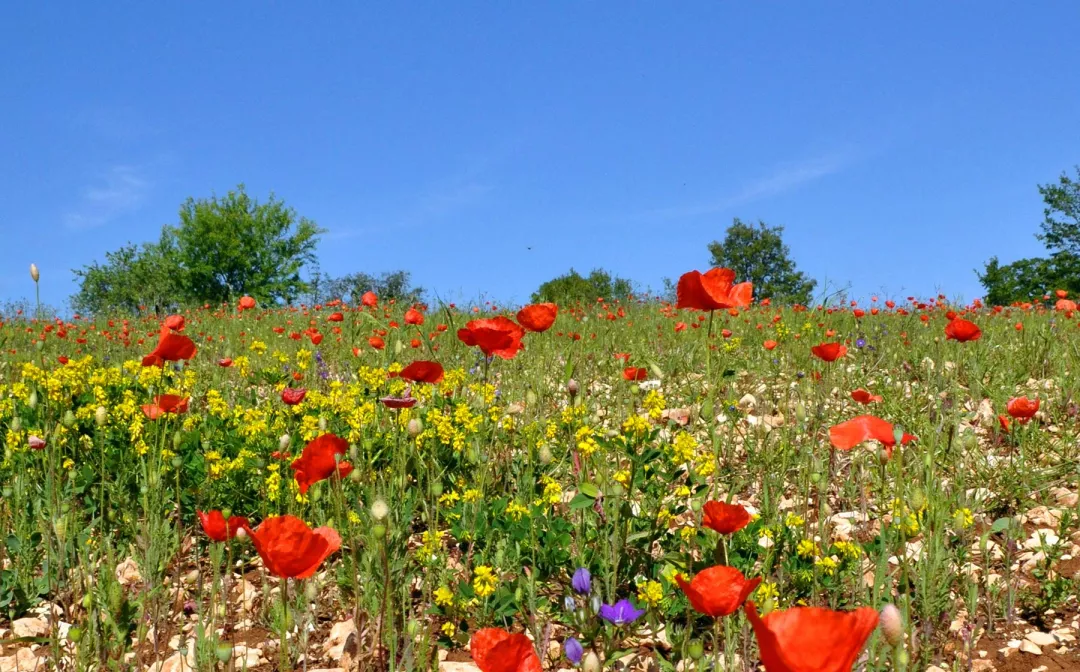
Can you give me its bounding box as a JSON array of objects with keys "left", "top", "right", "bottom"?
[{"left": 2, "top": 3, "right": 1079, "bottom": 309}]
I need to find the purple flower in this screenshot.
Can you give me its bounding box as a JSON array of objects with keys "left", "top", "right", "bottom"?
[
  {"left": 564, "top": 637, "right": 584, "bottom": 665},
  {"left": 598, "top": 599, "right": 644, "bottom": 626},
  {"left": 855, "top": 337, "right": 867, "bottom": 348},
  {"left": 572, "top": 567, "right": 591, "bottom": 595}
]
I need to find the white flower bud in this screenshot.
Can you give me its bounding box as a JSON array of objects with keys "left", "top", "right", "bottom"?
[
  {"left": 95, "top": 406, "right": 108, "bottom": 427},
  {"left": 279, "top": 434, "right": 291, "bottom": 451},
  {"left": 880, "top": 603, "right": 904, "bottom": 647},
  {"left": 371, "top": 499, "right": 389, "bottom": 521},
  {"left": 30, "top": 264, "right": 39, "bottom": 282}
]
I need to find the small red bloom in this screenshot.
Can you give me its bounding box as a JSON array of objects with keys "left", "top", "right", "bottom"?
[
  {"left": 281, "top": 387, "right": 307, "bottom": 405},
  {"left": 623, "top": 367, "right": 648, "bottom": 381},
  {"left": 238, "top": 296, "right": 256, "bottom": 311},
  {"left": 829, "top": 415, "right": 916, "bottom": 458},
  {"left": 457, "top": 317, "right": 525, "bottom": 359},
  {"left": 141, "top": 394, "right": 190, "bottom": 420},
  {"left": 850, "top": 389, "right": 883, "bottom": 404},
  {"left": 676, "top": 565, "right": 760, "bottom": 618},
  {"left": 196, "top": 510, "right": 250, "bottom": 543},
  {"left": 763, "top": 340, "right": 778, "bottom": 350},
  {"left": 218, "top": 358, "right": 233, "bottom": 367},
  {"left": 141, "top": 325, "right": 198, "bottom": 367},
  {"left": 368, "top": 336, "right": 386, "bottom": 350},
  {"left": 164, "top": 314, "right": 185, "bottom": 331},
  {"left": 249, "top": 515, "right": 341, "bottom": 579},
  {"left": 399, "top": 360, "right": 445, "bottom": 384},
  {"left": 57, "top": 355, "right": 69, "bottom": 365},
  {"left": 1006, "top": 396, "right": 1039, "bottom": 423},
  {"left": 470, "top": 628, "right": 542, "bottom": 672},
  {"left": 945, "top": 318, "right": 981, "bottom": 342},
  {"left": 701, "top": 500, "right": 751, "bottom": 535},
  {"left": 811, "top": 342, "right": 847, "bottom": 362},
  {"left": 744, "top": 601, "right": 878, "bottom": 672},
  {"left": 405, "top": 308, "right": 425, "bottom": 325},
  {"left": 290, "top": 434, "right": 353, "bottom": 494},
  {"left": 516, "top": 303, "right": 558, "bottom": 333},
  {"left": 361, "top": 291, "right": 378, "bottom": 307},
  {"left": 676, "top": 268, "right": 753, "bottom": 311},
  {"left": 328, "top": 311, "right": 344, "bottom": 322}
]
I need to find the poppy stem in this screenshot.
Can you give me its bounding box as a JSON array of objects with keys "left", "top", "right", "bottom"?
[{"left": 279, "top": 578, "right": 290, "bottom": 672}]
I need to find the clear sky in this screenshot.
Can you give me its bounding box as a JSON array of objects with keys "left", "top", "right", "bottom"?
[{"left": 2, "top": 3, "right": 1079, "bottom": 309}]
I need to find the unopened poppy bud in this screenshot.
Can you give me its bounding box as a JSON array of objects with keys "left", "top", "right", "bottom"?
[
  {"left": 28, "top": 390, "right": 38, "bottom": 409},
  {"left": 582, "top": 651, "right": 602, "bottom": 672},
  {"left": 10, "top": 417, "right": 20, "bottom": 431},
  {"left": 406, "top": 618, "right": 420, "bottom": 637},
  {"left": 95, "top": 406, "right": 107, "bottom": 427},
  {"left": 538, "top": 444, "right": 553, "bottom": 465},
  {"left": 318, "top": 416, "right": 327, "bottom": 432},
  {"left": 407, "top": 418, "right": 423, "bottom": 437},
  {"left": 279, "top": 434, "right": 290, "bottom": 451},
  {"left": 63, "top": 410, "right": 76, "bottom": 427},
  {"left": 526, "top": 390, "right": 537, "bottom": 406},
  {"left": 30, "top": 263, "right": 39, "bottom": 282},
  {"left": 567, "top": 379, "right": 579, "bottom": 397},
  {"left": 879, "top": 445, "right": 892, "bottom": 465},
  {"left": 371, "top": 499, "right": 389, "bottom": 520},
  {"left": 795, "top": 402, "right": 807, "bottom": 423},
  {"left": 304, "top": 581, "right": 318, "bottom": 602},
  {"left": 172, "top": 430, "right": 182, "bottom": 449},
  {"left": 235, "top": 526, "right": 248, "bottom": 539},
  {"left": 53, "top": 516, "right": 67, "bottom": 541},
  {"left": 910, "top": 488, "right": 926, "bottom": 512},
  {"left": 880, "top": 603, "right": 904, "bottom": 646}
]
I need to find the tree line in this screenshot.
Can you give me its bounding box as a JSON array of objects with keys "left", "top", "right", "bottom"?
[{"left": 71, "top": 169, "right": 1080, "bottom": 315}]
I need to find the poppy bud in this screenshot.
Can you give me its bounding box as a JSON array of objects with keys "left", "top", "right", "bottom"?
[
  {"left": 318, "top": 416, "right": 327, "bottom": 432},
  {"left": 567, "top": 379, "right": 579, "bottom": 398},
  {"left": 81, "top": 593, "right": 92, "bottom": 610},
  {"left": 28, "top": 390, "right": 38, "bottom": 409},
  {"left": 371, "top": 499, "right": 389, "bottom": 520},
  {"left": 526, "top": 390, "right": 537, "bottom": 406},
  {"left": 910, "top": 488, "right": 926, "bottom": 512},
  {"left": 878, "top": 445, "right": 891, "bottom": 465},
  {"left": 95, "top": 406, "right": 107, "bottom": 427},
  {"left": 235, "top": 526, "right": 248, "bottom": 539},
  {"left": 63, "top": 410, "right": 76, "bottom": 427},
  {"left": 30, "top": 263, "right": 39, "bottom": 282},
  {"left": 215, "top": 643, "right": 233, "bottom": 663},
  {"left": 429, "top": 481, "right": 443, "bottom": 497},
  {"left": 795, "top": 402, "right": 807, "bottom": 424},
  {"left": 171, "top": 456, "right": 183, "bottom": 469},
  {"left": 406, "top": 619, "right": 420, "bottom": 637},
  {"left": 407, "top": 418, "right": 423, "bottom": 437},
  {"left": 538, "top": 444, "right": 553, "bottom": 465},
  {"left": 304, "top": 581, "right": 319, "bottom": 602},
  {"left": 172, "top": 431, "right": 182, "bottom": 450},
  {"left": 582, "top": 651, "right": 602, "bottom": 672},
  {"left": 880, "top": 603, "right": 904, "bottom": 647},
  {"left": 279, "top": 434, "right": 291, "bottom": 451},
  {"left": 53, "top": 516, "right": 68, "bottom": 542},
  {"left": 372, "top": 524, "right": 387, "bottom": 538},
  {"left": 10, "top": 417, "right": 20, "bottom": 431}
]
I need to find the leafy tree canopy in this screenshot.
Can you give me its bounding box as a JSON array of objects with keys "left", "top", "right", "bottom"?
[
  {"left": 707, "top": 218, "right": 817, "bottom": 305},
  {"left": 532, "top": 268, "right": 633, "bottom": 305},
  {"left": 979, "top": 167, "right": 1080, "bottom": 304},
  {"left": 316, "top": 270, "right": 424, "bottom": 306},
  {"left": 72, "top": 185, "right": 323, "bottom": 314}
]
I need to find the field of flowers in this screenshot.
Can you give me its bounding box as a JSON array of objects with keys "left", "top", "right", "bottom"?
[{"left": 1, "top": 268, "right": 1079, "bottom": 672}]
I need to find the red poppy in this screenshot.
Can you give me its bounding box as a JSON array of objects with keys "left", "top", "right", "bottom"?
[
  {"left": 380, "top": 393, "right": 418, "bottom": 409},
  {"left": 1056, "top": 289, "right": 1068, "bottom": 299},
  {"left": 249, "top": 515, "right": 341, "bottom": 579},
  {"left": 141, "top": 324, "right": 198, "bottom": 367},
  {"left": 850, "top": 389, "right": 882, "bottom": 404},
  {"left": 361, "top": 291, "right": 378, "bottom": 307},
  {"left": 811, "top": 342, "right": 847, "bottom": 362},
  {"left": 196, "top": 510, "right": 250, "bottom": 543},
  {"left": 368, "top": 336, "right": 386, "bottom": 350},
  {"left": 141, "top": 394, "right": 190, "bottom": 420},
  {"left": 763, "top": 340, "right": 778, "bottom": 350},
  {"left": 829, "top": 415, "right": 916, "bottom": 457},
  {"left": 399, "top": 360, "right": 445, "bottom": 384},
  {"left": 290, "top": 434, "right": 353, "bottom": 494},
  {"left": 676, "top": 566, "right": 761, "bottom": 618},
  {"left": 281, "top": 387, "right": 307, "bottom": 405},
  {"left": 623, "top": 367, "right": 648, "bottom": 381},
  {"left": 470, "top": 628, "right": 542, "bottom": 672},
  {"left": 1006, "top": 396, "right": 1039, "bottom": 423},
  {"left": 944, "top": 318, "right": 981, "bottom": 342},
  {"left": 405, "top": 308, "right": 425, "bottom": 325},
  {"left": 516, "top": 303, "right": 558, "bottom": 333},
  {"left": 744, "top": 601, "right": 878, "bottom": 672},
  {"left": 238, "top": 296, "right": 256, "bottom": 311},
  {"left": 1056, "top": 299, "right": 1077, "bottom": 312},
  {"left": 164, "top": 314, "right": 185, "bottom": 331},
  {"left": 676, "top": 268, "right": 753, "bottom": 311},
  {"left": 721, "top": 328, "right": 733, "bottom": 338},
  {"left": 998, "top": 414, "right": 1011, "bottom": 432},
  {"left": 702, "top": 500, "right": 751, "bottom": 535},
  {"left": 218, "top": 358, "right": 233, "bottom": 367},
  {"left": 57, "top": 355, "right": 69, "bottom": 365},
  {"left": 457, "top": 317, "right": 525, "bottom": 359},
  {"left": 614, "top": 352, "right": 631, "bottom": 363},
  {"left": 28, "top": 436, "right": 46, "bottom": 450}
]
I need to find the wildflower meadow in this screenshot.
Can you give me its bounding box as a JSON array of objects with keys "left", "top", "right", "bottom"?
[{"left": 1, "top": 267, "right": 1079, "bottom": 672}]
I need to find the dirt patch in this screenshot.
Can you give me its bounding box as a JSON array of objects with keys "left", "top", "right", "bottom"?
[{"left": 976, "top": 636, "right": 1080, "bottom": 672}]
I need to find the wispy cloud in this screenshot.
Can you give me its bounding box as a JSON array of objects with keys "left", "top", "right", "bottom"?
[
  {"left": 64, "top": 164, "right": 151, "bottom": 230},
  {"left": 644, "top": 152, "right": 853, "bottom": 220}
]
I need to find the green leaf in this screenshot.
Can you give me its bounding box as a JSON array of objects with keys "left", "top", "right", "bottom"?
[
  {"left": 568, "top": 493, "right": 595, "bottom": 510},
  {"left": 578, "top": 482, "right": 600, "bottom": 499}
]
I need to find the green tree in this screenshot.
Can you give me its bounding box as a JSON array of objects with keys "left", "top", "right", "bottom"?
[
  {"left": 706, "top": 218, "right": 816, "bottom": 304},
  {"left": 71, "top": 238, "right": 184, "bottom": 315},
  {"left": 979, "top": 168, "right": 1080, "bottom": 304},
  {"left": 531, "top": 268, "right": 633, "bottom": 305},
  {"left": 170, "top": 185, "right": 323, "bottom": 304},
  {"left": 322, "top": 270, "right": 424, "bottom": 305}
]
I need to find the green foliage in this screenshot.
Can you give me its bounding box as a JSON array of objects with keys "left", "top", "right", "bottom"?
[
  {"left": 979, "top": 168, "right": 1080, "bottom": 304},
  {"left": 320, "top": 270, "right": 424, "bottom": 305},
  {"left": 531, "top": 268, "right": 633, "bottom": 304},
  {"left": 169, "top": 184, "right": 323, "bottom": 305},
  {"left": 706, "top": 218, "right": 816, "bottom": 304},
  {"left": 71, "top": 185, "right": 323, "bottom": 314}
]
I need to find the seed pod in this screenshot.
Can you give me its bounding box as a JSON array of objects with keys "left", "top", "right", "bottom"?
[{"left": 407, "top": 418, "right": 423, "bottom": 437}]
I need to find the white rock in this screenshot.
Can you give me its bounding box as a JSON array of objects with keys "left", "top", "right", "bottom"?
[
  {"left": 1025, "top": 631, "right": 1057, "bottom": 647},
  {"left": 0, "top": 648, "right": 42, "bottom": 672},
  {"left": 116, "top": 557, "right": 143, "bottom": 586},
  {"left": 1019, "top": 639, "right": 1042, "bottom": 655},
  {"left": 12, "top": 618, "right": 48, "bottom": 638}
]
